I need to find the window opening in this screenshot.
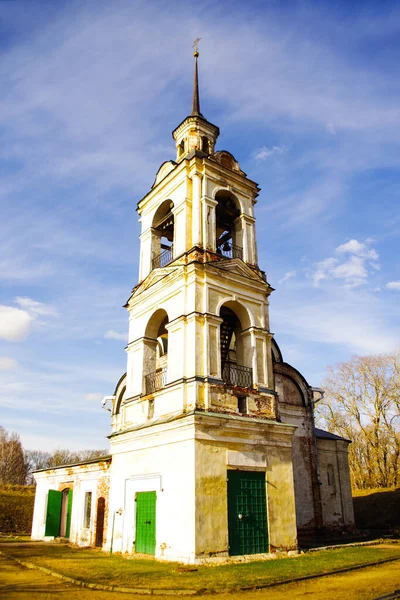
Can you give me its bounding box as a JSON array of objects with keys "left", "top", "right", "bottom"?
[
  {"left": 327, "top": 464, "right": 336, "bottom": 495},
  {"left": 148, "top": 399, "right": 155, "bottom": 419},
  {"left": 238, "top": 396, "right": 248, "bottom": 414},
  {"left": 84, "top": 491, "right": 92, "bottom": 528}
]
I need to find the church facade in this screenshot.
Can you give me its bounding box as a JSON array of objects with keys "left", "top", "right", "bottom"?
[{"left": 31, "top": 52, "right": 355, "bottom": 563}]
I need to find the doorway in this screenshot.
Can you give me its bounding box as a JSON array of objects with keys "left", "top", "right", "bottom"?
[
  {"left": 135, "top": 491, "right": 156, "bottom": 554},
  {"left": 44, "top": 488, "right": 73, "bottom": 538},
  {"left": 227, "top": 471, "right": 268, "bottom": 555}
]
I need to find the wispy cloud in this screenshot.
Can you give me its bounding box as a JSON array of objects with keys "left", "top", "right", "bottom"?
[
  {"left": 278, "top": 271, "right": 296, "bottom": 284},
  {"left": 255, "top": 145, "right": 286, "bottom": 161},
  {"left": 386, "top": 281, "right": 400, "bottom": 291},
  {"left": 84, "top": 393, "right": 104, "bottom": 402},
  {"left": 0, "top": 357, "right": 18, "bottom": 370},
  {"left": 105, "top": 330, "right": 128, "bottom": 342},
  {"left": 15, "top": 297, "right": 58, "bottom": 317}
]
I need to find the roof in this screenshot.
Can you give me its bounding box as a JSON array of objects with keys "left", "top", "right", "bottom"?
[
  {"left": 33, "top": 455, "right": 112, "bottom": 474},
  {"left": 315, "top": 428, "right": 351, "bottom": 443}
]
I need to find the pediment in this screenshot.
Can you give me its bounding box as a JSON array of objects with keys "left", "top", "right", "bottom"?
[
  {"left": 213, "top": 259, "right": 269, "bottom": 285},
  {"left": 126, "top": 266, "right": 179, "bottom": 304},
  {"left": 152, "top": 161, "right": 177, "bottom": 188}
]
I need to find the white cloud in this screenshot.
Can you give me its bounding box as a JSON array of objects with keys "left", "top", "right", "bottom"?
[
  {"left": 104, "top": 330, "right": 128, "bottom": 341},
  {"left": 0, "top": 298, "right": 57, "bottom": 342},
  {"left": 386, "top": 281, "right": 400, "bottom": 290},
  {"left": 312, "top": 239, "right": 380, "bottom": 288},
  {"left": 0, "top": 306, "right": 34, "bottom": 341},
  {"left": 0, "top": 357, "right": 18, "bottom": 370},
  {"left": 336, "top": 239, "right": 379, "bottom": 261},
  {"left": 278, "top": 271, "right": 296, "bottom": 284},
  {"left": 255, "top": 145, "right": 286, "bottom": 161},
  {"left": 15, "top": 297, "right": 57, "bottom": 317}
]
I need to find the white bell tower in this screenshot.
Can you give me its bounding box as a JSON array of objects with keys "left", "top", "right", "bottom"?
[{"left": 107, "top": 48, "right": 298, "bottom": 563}]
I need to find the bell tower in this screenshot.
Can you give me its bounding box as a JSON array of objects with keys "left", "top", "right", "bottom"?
[{"left": 108, "top": 49, "right": 298, "bottom": 563}]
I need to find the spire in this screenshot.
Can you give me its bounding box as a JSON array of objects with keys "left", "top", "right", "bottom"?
[{"left": 191, "top": 39, "right": 203, "bottom": 117}]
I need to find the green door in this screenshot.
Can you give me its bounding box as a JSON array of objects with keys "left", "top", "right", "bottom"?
[
  {"left": 65, "top": 489, "right": 73, "bottom": 538},
  {"left": 44, "top": 490, "right": 62, "bottom": 536},
  {"left": 135, "top": 491, "right": 156, "bottom": 554},
  {"left": 227, "top": 470, "right": 268, "bottom": 555}
]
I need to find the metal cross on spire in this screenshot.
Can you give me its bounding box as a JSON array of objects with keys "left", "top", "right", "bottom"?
[{"left": 192, "top": 37, "right": 201, "bottom": 56}]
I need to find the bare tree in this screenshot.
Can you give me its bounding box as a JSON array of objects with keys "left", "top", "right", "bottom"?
[
  {"left": 317, "top": 351, "right": 400, "bottom": 490},
  {"left": 25, "top": 448, "right": 108, "bottom": 483},
  {"left": 0, "top": 427, "right": 28, "bottom": 485}
]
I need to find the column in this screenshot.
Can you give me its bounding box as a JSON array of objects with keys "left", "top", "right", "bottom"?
[
  {"left": 201, "top": 197, "right": 217, "bottom": 252},
  {"left": 204, "top": 314, "right": 223, "bottom": 378},
  {"left": 191, "top": 173, "right": 202, "bottom": 247}
]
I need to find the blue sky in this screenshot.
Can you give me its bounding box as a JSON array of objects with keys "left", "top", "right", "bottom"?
[{"left": 1, "top": 0, "right": 399, "bottom": 451}]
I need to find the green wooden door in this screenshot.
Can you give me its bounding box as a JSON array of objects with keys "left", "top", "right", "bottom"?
[
  {"left": 227, "top": 470, "right": 268, "bottom": 555},
  {"left": 65, "top": 489, "right": 73, "bottom": 538},
  {"left": 135, "top": 491, "right": 156, "bottom": 554},
  {"left": 44, "top": 490, "right": 62, "bottom": 537}
]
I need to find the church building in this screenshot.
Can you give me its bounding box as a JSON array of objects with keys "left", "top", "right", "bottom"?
[{"left": 31, "top": 50, "right": 355, "bottom": 563}]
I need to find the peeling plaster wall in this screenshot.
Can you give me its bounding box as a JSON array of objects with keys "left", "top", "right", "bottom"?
[
  {"left": 194, "top": 413, "right": 298, "bottom": 558},
  {"left": 275, "top": 371, "right": 318, "bottom": 538},
  {"left": 317, "top": 438, "right": 355, "bottom": 529}
]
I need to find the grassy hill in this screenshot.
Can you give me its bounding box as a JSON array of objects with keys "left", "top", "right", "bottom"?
[
  {"left": 353, "top": 487, "right": 400, "bottom": 531},
  {"left": 0, "top": 485, "right": 35, "bottom": 534}
]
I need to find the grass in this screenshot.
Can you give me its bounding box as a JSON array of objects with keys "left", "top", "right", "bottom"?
[
  {"left": 0, "top": 535, "right": 32, "bottom": 542},
  {"left": 4, "top": 543, "right": 400, "bottom": 592}
]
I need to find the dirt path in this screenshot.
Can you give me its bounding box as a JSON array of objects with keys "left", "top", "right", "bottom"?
[{"left": 1, "top": 552, "right": 399, "bottom": 599}]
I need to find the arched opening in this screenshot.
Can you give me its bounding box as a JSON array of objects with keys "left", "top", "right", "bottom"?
[
  {"left": 144, "top": 309, "right": 169, "bottom": 394},
  {"left": 215, "top": 190, "right": 242, "bottom": 260},
  {"left": 219, "top": 304, "right": 252, "bottom": 388},
  {"left": 95, "top": 497, "right": 106, "bottom": 547},
  {"left": 201, "top": 136, "right": 209, "bottom": 154},
  {"left": 178, "top": 139, "right": 185, "bottom": 159},
  {"left": 151, "top": 200, "right": 174, "bottom": 269}
]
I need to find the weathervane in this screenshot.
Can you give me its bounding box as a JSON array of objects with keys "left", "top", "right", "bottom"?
[{"left": 193, "top": 37, "right": 201, "bottom": 57}]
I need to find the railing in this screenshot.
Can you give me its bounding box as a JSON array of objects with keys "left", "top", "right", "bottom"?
[
  {"left": 145, "top": 367, "right": 167, "bottom": 395},
  {"left": 152, "top": 247, "right": 173, "bottom": 269},
  {"left": 217, "top": 243, "right": 243, "bottom": 260},
  {"left": 222, "top": 361, "right": 253, "bottom": 388}
]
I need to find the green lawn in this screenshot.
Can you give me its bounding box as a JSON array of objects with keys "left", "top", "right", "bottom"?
[
  {"left": 3, "top": 543, "right": 400, "bottom": 592},
  {"left": 0, "top": 535, "right": 33, "bottom": 542}
]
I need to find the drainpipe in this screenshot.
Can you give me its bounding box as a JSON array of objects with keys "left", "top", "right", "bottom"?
[
  {"left": 310, "top": 387, "right": 325, "bottom": 483},
  {"left": 110, "top": 508, "right": 123, "bottom": 555},
  {"left": 310, "top": 387, "right": 325, "bottom": 532}
]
